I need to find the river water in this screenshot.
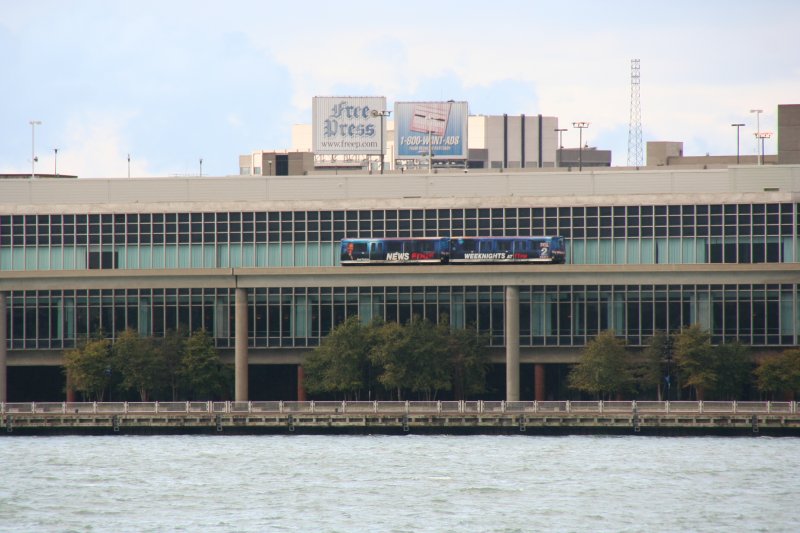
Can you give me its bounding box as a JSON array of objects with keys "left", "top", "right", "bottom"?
[{"left": 0, "top": 435, "right": 797, "bottom": 532}]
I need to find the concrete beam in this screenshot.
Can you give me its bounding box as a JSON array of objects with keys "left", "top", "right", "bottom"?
[{"left": 1, "top": 263, "right": 799, "bottom": 292}]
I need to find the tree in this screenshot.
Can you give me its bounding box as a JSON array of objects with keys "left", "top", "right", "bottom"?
[
  {"left": 673, "top": 324, "right": 715, "bottom": 400},
  {"left": 755, "top": 348, "right": 800, "bottom": 399},
  {"left": 159, "top": 329, "right": 188, "bottom": 401},
  {"left": 181, "top": 329, "right": 232, "bottom": 400},
  {"left": 568, "top": 330, "right": 633, "bottom": 400},
  {"left": 63, "top": 337, "right": 112, "bottom": 401},
  {"left": 112, "top": 328, "right": 166, "bottom": 401},
  {"left": 371, "top": 316, "right": 452, "bottom": 401},
  {"left": 711, "top": 341, "right": 751, "bottom": 400},
  {"left": 303, "top": 316, "right": 376, "bottom": 400},
  {"left": 439, "top": 317, "right": 490, "bottom": 400},
  {"left": 636, "top": 331, "right": 670, "bottom": 400}
]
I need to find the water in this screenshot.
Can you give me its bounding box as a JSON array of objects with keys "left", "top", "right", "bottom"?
[{"left": 0, "top": 435, "right": 797, "bottom": 532}]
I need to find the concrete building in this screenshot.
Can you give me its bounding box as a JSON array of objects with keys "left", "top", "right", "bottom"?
[
  {"left": 2, "top": 165, "right": 800, "bottom": 404},
  {"left": 556, "top": 147, "right": 612, "bottom": 169},
  {"left": 239, "top": 151, "right": 315, "bottom": 176},
  {"left": 779, "top": 104, "right": 800, "bottom": 165},
  {"left": 285, "top": 114, "right": 562, "bottom": 173},
  {"left": 647, "top": 141, "right": 776, "bottom": 167}
]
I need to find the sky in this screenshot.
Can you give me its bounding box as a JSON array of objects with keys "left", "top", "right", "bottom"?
[{"left": 1, "top": 0, "right": 798, "bottom": 178}]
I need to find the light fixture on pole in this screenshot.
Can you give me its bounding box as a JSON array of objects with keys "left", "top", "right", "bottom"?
[
  {"left": 54, "top": 148, "right": 58, "bottom": 177},
  {"left": 755, "top": 132, "right": 772, "bottom": 164},
  {"left": 555, "top": 128, "right": 567, "bottom": 167},
  {"left": 370, "top": 109, "right": 391, "bottom": 174},
  {"left": 572, "top": 121, "right": 590, "bottom": 171},
  {"left": 29, "top": 120, "right": 41, "bottom": 179},
  {"left": 750, "top": 109, "right": 763, "bottom": 165},
  {"left": 731, "top": 123, "right": 745, "bottom": 164}
]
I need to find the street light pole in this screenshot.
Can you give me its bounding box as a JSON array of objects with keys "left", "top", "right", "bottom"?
[
  {"left": 750, "top": 109, "right": 763, "bottom": 165},
  {"left": 755, "top": 132, "right": 772, "bottom": 163},
  {"left": 555, "top": 128, "right": 567, "bottom": 167},
  {"left": 29, "top": 120, "right": 41, "bottom": 179},
  {"left": 54, "top": 148, "right": 58, "bottom": 177},
  {"left": 371, "top": 109, "right": 391, "bottom": 174},
  {"left": 199, "top": 158, "right": 203, "bottom": 177},
  {"left": 127, "top": 154, "right": 131, "bottom": 179},
  {"left": 572, "top": 121, "right": 589, "bottom": 171},
  {"left": 731, "top": 123, "right": 744, "bottom": 164}
]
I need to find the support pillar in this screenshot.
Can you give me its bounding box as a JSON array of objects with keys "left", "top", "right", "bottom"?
[
  {"left": 234, "top": 287, "right": 249, "bottom": 402},
  {"left": 534, "top": 363, "right": 546, "bottom": 402},
  {"left": 0, "top": 292, "right": 7, "bottom": 404},
  {"left": 65, "top": 371, "right": 77, "bottom": 403},
  {"left": 297, "top": 366, "right": 307, "bottom": 402},
  {"left": 505, "top": 285, "right": 520, "bottom": 402}
]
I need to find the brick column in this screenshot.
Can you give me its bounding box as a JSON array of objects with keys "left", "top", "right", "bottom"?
[
  {"left": 534, "top": 363, "right": 546, "bottom": 402},
  {"left": 505, "top": 285, "right": 520, "bottom": 402},
  {"left": 65, "top": 370, "right": 77, "bottom": 403},
  {"left": 234, "top": 288, "right": 249, "bottom": 402},
  {"left": 297, "top": 366, "right": 307, "bottom": 402}
]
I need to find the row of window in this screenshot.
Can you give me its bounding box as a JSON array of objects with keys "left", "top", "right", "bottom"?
[
  {"left": 4, "top": 284, "right": 797, "bottom": 350},
  {"left": 2, "top": 203, "right": 796, "bottom": 246},
  {"left": 1, "top": 236, "right": 793, "bottom": 272}
]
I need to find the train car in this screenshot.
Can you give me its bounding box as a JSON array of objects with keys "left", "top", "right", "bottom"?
[
  {"left": 448, "top": 236, "right": 565, "bottom": 264},
  {"left": 340, "top": 237, "right": 450, "bottom": 265}
]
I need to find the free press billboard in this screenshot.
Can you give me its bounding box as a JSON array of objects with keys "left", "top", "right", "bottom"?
[
  {"left": 394, "top": 101, "right": 468, "bottom": 160},
  {"left": 313, "top": 96, "right": 387, "bottom": 155}
]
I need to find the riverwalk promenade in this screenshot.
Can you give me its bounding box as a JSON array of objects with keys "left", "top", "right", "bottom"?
[{"left": 3, "top": 400, "right": 799, "bottom": 436}]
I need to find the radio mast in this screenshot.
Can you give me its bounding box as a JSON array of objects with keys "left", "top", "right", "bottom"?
[{"left": 627, "top": 59, "right": 643, "bottom": 167}]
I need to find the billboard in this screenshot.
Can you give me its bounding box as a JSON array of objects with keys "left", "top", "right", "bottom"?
[
  {"left": 313, "top": 96, "right": 387, "bottom": 155},
  {"left": 394, "top": 101, "right": 468, "bottom": 160}
]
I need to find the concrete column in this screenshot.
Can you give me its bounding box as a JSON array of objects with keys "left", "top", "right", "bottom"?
[
  {"left": 0, "top": 292, "right": 7, "bottom": 404},
  {"left": 234, "top": 288, "right": 249, "bottom": 402},
  {"left": 297, "top": 366, "right": 307, "bottom": 402},
  {"left": 534, "top": 363, "right": 546, "bottom": 402},
  {"left": 505, "top": 285, "right": 520, "bottom": 402}
]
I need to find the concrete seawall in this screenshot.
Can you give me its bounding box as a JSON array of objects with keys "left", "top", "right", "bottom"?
[{"left": 4, "top": 400, "right": 799, "bottom": 436}]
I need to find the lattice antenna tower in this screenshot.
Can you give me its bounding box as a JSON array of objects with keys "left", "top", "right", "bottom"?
[{"left": 627, "top": 58, "right": 643, "bottom": 167}]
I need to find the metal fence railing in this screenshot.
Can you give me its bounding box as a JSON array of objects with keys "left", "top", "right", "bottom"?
[{"left": 2, "top": 400, "right": 797, "bottom": 416}]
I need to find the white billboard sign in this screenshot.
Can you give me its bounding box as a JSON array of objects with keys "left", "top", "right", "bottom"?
[{"left": 312, "top": 96, "right": 387, "bottom": 155}]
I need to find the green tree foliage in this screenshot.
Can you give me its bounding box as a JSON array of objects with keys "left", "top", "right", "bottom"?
[
  {"left": 443, "top": 322, "right": 490, "bottom": 400},
  {"left": 303, "top": 316, "right": 376, "bottom": 400},
  {"left": 112, "top": 328, "right": 166, "bottom": 401},
  {"left": 63, "top": 337, "right": 112, "bottom": 401},
  {"left": 673, "top": 324, "right": 715, "bottom": 400},
  {"left": 636, "top": 331, "right": 670, "bottom": 400},
  {"left": 159, "top": 329, "right": 188, "bottom": 401},
  {"left": 304, "top": 315, "right": 490, "bottom": 401},
  {"left": 374, "top": 316, "right": 452, "bottom": 401},
  {"left": 712, "top": 341, "right": 752, "bottom": 400},
  {"left": 181, "top": 329, "right": 232, "bottom": 400},
  {"left": 568, "top": 330, "right": 633, "bottom": 400},
  {"left": 755, "top": 348, "right": 800, "bottom": 399}
]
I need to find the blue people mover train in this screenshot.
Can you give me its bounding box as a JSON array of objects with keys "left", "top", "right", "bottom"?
[{"left": 340, "top": 236, "right": 565, "bottom": 265}]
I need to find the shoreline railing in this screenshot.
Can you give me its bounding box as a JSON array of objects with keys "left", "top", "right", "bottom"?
[{"left": 2, "top": 400, "right": 797, "bottom": 416}]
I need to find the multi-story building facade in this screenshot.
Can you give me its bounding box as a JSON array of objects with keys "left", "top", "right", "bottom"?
[{"left": 2, "top": 165, "right": 800, "bottom": 402}]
